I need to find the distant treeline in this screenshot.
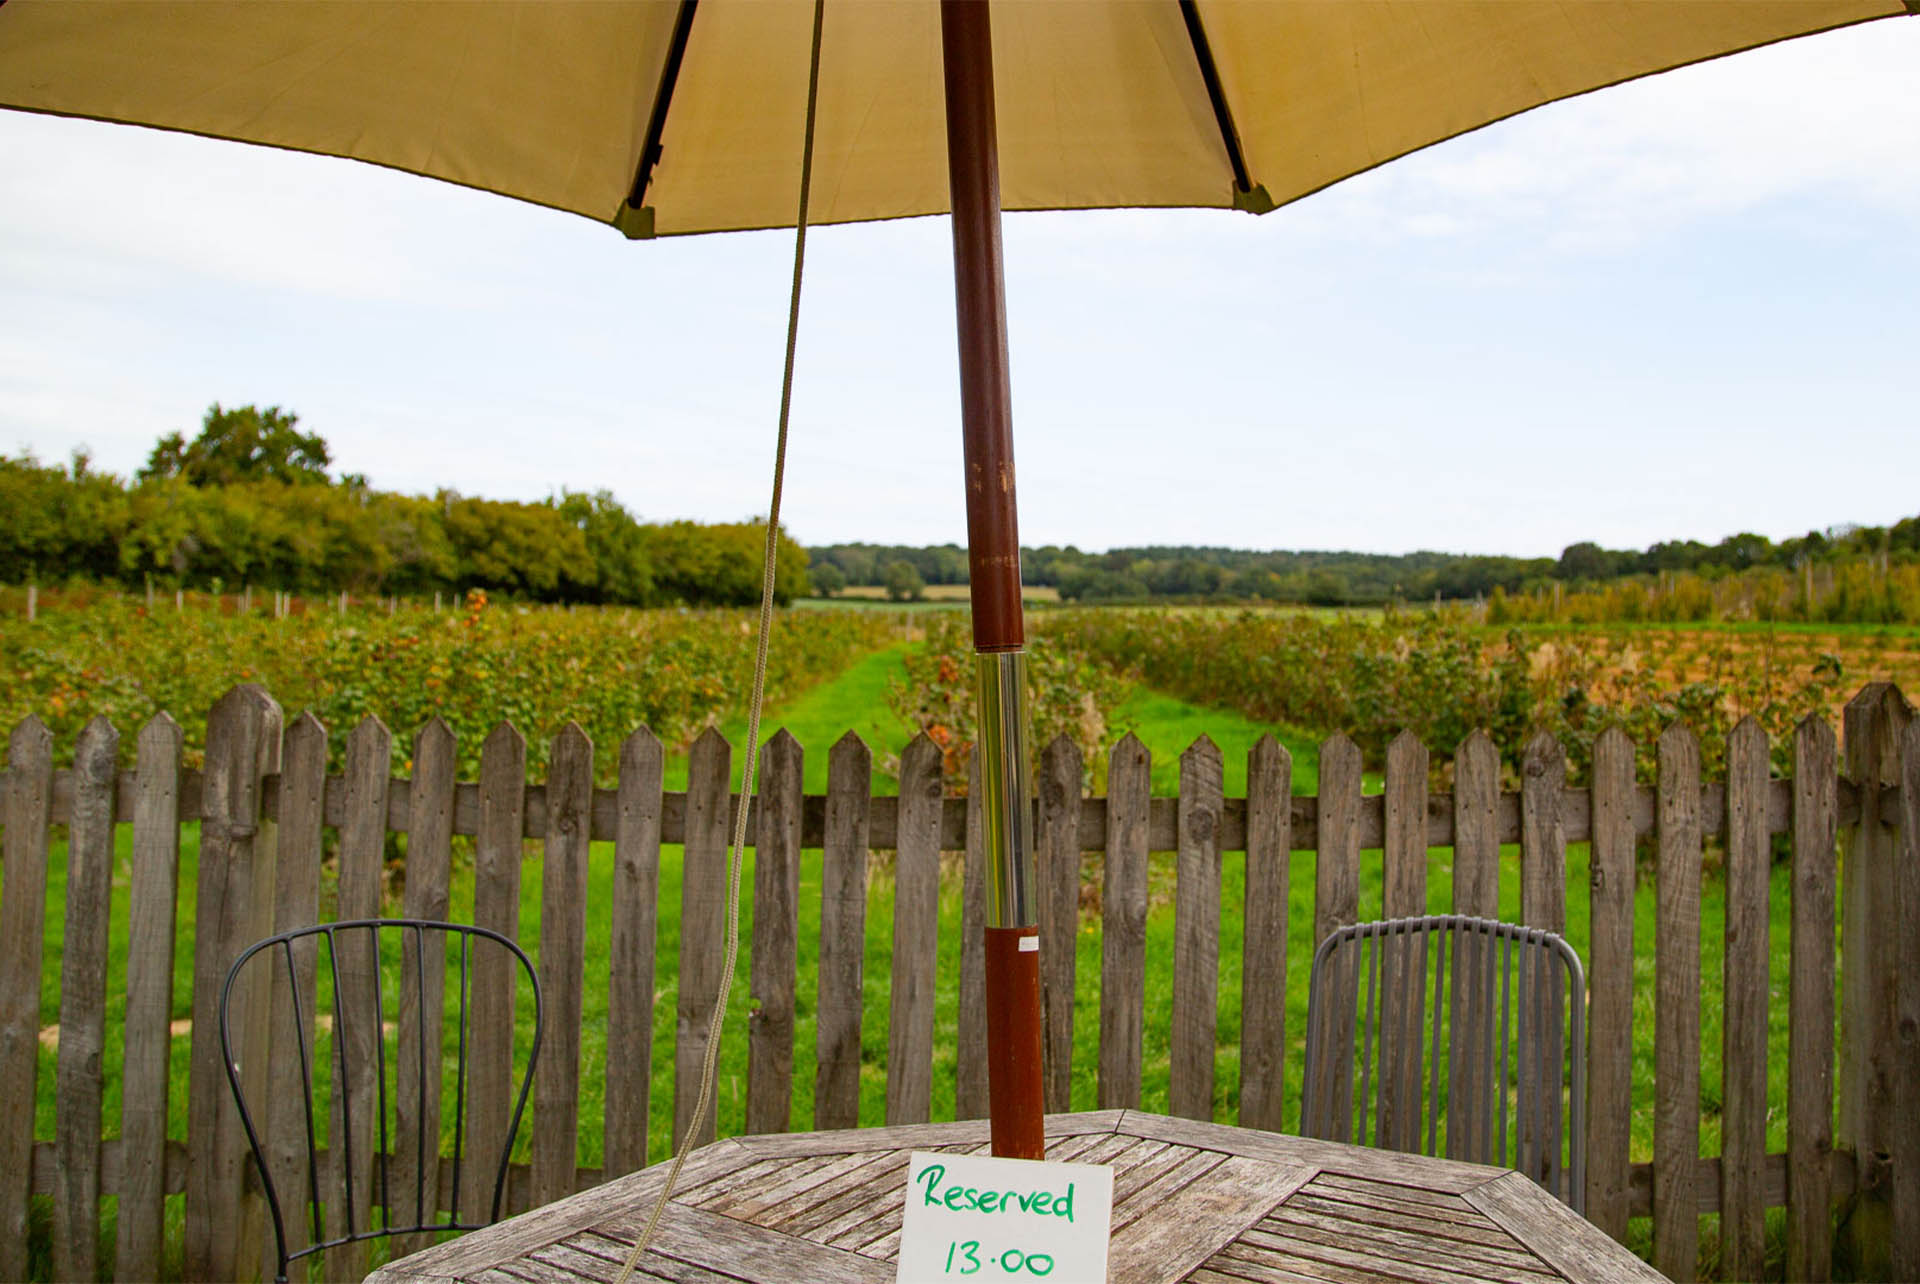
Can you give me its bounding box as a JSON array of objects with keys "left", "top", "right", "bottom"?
[
  {"left": 2, "top": 405, "right": 809, "bottom": 606},
  {"left": 810, "top": 521, "right": 1920, "bottom": 610}
]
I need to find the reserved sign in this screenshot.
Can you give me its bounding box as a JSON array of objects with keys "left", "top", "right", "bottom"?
[{"left": 896, "top": 1150, "right": 1114, "bottom": 1283}]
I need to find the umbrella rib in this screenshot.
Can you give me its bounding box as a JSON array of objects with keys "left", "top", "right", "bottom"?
[
  {"left": 1177, "top": 0, "right": 1255, "bottom": 199},
  {"left": 625, "top": 0, "right": 701, "bottom": 213}
]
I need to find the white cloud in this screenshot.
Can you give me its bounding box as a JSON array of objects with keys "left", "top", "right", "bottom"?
[{"left": 1284, "top": 19, "right": 1920, "bottom": 252}]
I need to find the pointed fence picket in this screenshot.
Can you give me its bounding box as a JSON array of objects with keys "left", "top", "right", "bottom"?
[{"left": 2, "top": 683, "right": 1918, "bottom": 1281}]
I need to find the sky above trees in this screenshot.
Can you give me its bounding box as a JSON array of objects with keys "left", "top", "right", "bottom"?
[{"left": 2, "top": 18, "right": 1917, "bottom": 559}]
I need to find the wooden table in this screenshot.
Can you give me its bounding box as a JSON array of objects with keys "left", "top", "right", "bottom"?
[{"left": 369, "top": 1110, "right": 1666, "bottom": 1284}]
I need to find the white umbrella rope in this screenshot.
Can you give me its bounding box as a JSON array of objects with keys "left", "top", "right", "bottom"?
[{"left": 615, "top": 2, "right": 826, "bottom": 1279}]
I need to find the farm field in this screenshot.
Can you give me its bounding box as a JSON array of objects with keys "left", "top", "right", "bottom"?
[
  {"left": 798, "top": 582, "right": 1060, "bottom": 608},
  {"left": 0, "top": 592, "right": 912, "bottom": 776}
]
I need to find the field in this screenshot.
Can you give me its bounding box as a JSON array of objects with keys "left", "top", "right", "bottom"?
[
  {"left": 806, "top": 582, "right": 1060, "bottom": 605},
  {"left": 7, "top": 595, "right": 1917, "bottom": 1280},
  {"left": 0, "top": 591, "right": 912, "bottom": 776}
]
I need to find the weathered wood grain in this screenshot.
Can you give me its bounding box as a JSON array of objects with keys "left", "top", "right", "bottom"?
[
  {"left": 369, "top": 1139, "right": 750, "bottom": 1279},
  {"left": 729, "top": 1109, "right": 1121, "bottom": 1159},
  {"left": 392, "top": 717, "right": 458, "bottom": 1258},
  {"left": 603, "top": 1199, "right": 895, "bottom": 1284},
  {"left": 886, "top": 734, "right": 942, "bottom": 1125},
  {"left": 1895, "top": 713, "right": 1920, "bottom": 1284},
  {"left": 1101, "top": 733, "right": 1150, "bottom": 1112},
  {"left": 676, "top": 728, "right": 730, "bottom": 1150},
  {"left": 1117, "top": 1110, "right": 1501, "bottom": 1193},
  {"left": 1466, "top": 1171, "right": 1667, "bottom": 1284},
  {"left": 328, "top": 715, "right": 391, "bottom": 1281},
  {"left": 1037, "top": 734, "right": 1083, "bottom": 1114},
  {"left": 0, "top": 717, "right": 54, "bottom": 1283},
  {"left": 53, "top": 717, "right": 115, "bottom": 1284},
  {"left": 533, "top": 724, "right": 593, "bottom": 1208},
  {"left": 468, "top": 721, "right": 527, "bottom": 1222},
  {"left": 1449, "top": 729, "right": 1501, "bottom": 1172},
  {"left": 814, "top": 732, "right": 870, "bottom": 1131},
  {"left": 1255, "top": 1204, "right": 1549, "bottom": 1278},
  {"left": 1654, "top": 723, "right": 1702, "bottom": 1282},
  {"left": 1518, "top": 732, "right": 1571, "bottom": 1202},
  {"left": 1452, "top": 730, "right": 1500, "bottom": 918},
  {"left": 185, "top": 685, "right": 281, "bottom": 1284},
  {"left": 260, "top": 712, "right": 326, "bottom": 1269},
  {"left": 1720, "top": 717, "right": 1769, "bottom": 1282},
  {"left": 1380, "top": 731, "right": 1429, "bottom": 1155},
  {"left": 747, "top": 731, "right": 801, "bottom": 1135},
  {"left": 1108, "top": 1156, "right": 1315, "bottom": 1284},
  {"left": 115, "top": 713, "right": 182, "bottom": 1283},
  {"left": 367, "top": 1111, "right": 1669, "bottom": 1284},
  {"left": 1519, "top": 732, "right": 1566, "bottom": 933},
  {"left": 1239, "top": 735, "right": 1291, "bottom": 1133},
  {"left": 1584, "top": 725, "right": 1635, "bottom": 1241},
  {"left": 1787, "top": 715, "right": 1837, "bottom": 1283},
  {"left": 1172, "top": 736, "right": 1224, "bottom": 1122},
  {"left": 605, "top": 727, "right": 664, "bottom": 1177},
  {"left": 955, "top": 754, "right": 988, "bottom": 1120},
  {"left": 1310, "top": 735, "right": 1362, "bottom": 1141},
  {"left": 1839, "top": 683, "right": 1909, "bottom": 1280}
]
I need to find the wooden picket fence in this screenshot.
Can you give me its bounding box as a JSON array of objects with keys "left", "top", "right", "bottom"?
[{"left": 3, "top": 682, "right": 1916, "bottom": 1283}]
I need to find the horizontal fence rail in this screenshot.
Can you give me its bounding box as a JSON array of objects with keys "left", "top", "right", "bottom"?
[{"left": 2, "top": 681, "right": 1916, "bottom": 1282}]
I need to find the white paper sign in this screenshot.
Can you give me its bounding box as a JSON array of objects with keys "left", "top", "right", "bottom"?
[{"left": 896, "top": 1150, "right": 1114, "bottom": 1284}]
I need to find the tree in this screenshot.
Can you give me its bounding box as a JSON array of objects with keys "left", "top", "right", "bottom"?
[
  {"left": 884, "top": 560, "right": 926, "bottom": 602},
  {"left": 810, "top": 563, "right": 846, "bottom": 597},
  {"left": 557, "top": 489, "right": 656, "bottom": 605},
  {"left": 1555, "top": 542, "right": 1615, "bottom": 582},
  {"left": 139, "top": 403, "right": 333, "bottom": 487}
]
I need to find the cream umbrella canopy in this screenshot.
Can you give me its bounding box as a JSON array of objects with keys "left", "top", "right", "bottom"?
[
  {"left": 2, "top": 2, "right": 1910, "bottom": 235},
  {"left": 2, "top": 0, "right": 1911, "bottom": 1236}
]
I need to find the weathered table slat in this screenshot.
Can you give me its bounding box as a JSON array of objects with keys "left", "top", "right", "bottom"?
[{"left": 369, "top": 1111, "right": 1672, "bottom": 1284}]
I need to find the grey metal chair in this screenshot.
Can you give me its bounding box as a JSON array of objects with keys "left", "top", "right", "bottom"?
[
  {"left": 1300, "top": 914, "right": 1586, "bottom": 1213},
  {"left": 220, "top": 919, "right": 542, "bottom": 1283}
]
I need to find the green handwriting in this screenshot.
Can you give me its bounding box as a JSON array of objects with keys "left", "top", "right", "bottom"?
[{"left": 915, "top": 1164, "right": 1076, "bottom": 1223}]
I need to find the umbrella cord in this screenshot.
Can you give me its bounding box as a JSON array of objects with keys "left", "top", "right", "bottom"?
[{"left": 614, "top": 0, "right": 825, "bottom": 1279}]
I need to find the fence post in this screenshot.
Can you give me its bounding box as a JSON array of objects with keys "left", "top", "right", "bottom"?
[
  {"left": 53, "top": 718, "right": 118, "bottom": 1284},
  {"left": 1170, "top": 736, "right": 1223, "bottom": 1122},
  {"left": 675, "top": 728, "right": 730, "bottom": 1149},
  {"left": 117, "top": 714, "right": 184, "bottom": 1284},
  {"left": 1, "top": 717, "right": 53, "bottom": 1282},
  {"left": 886, "top": 734, "right": 942, "bottom": 1125},
  {"left": 1654, "top": 723, "right": 1703, "bottom": 1283},
  {"left": 746, "top": 729, "right": 802, "bottom": 1135},
  {"left": 1894, "top": 716, "right": 1920, "bottom": 1284},
  {"left": 532, "top": 724, "right": 592, "bottom": 1207},
  {"left": 606, "top": 727, "right": 664, "bottom": 1173},
  {"left": 814, "top": 732, "right": 871, "bottom": 1131},
  {"left": 1037, "top": 735, "right": 1083, "bottom": 1115},
  {"left": 184, "top": 684, "right": 282, "bottom": 1283},
  {"left": 1839, "top": 684, "right": 1911, "bottom": 1280}
]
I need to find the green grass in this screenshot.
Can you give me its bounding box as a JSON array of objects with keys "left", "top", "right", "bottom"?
[{"left": 17, "top": 641, "right": 1821, "bottom": 1280}]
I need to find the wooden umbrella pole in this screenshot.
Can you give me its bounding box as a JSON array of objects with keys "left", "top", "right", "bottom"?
[{"left": 940, "top": 0, "right": 1044, "bottom": 1161}]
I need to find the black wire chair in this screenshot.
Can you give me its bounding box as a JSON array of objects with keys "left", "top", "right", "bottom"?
[
  {"left": 1300, "top": 914, "right": 1586, "bottom": 1213},
  {"left": 219, "top": 918, "right": 542, "bottom": 1283}
]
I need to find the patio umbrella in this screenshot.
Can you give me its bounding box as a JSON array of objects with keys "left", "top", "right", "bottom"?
[{"left": 3, "top": 0, "right": 1910, "bottom": 1180}]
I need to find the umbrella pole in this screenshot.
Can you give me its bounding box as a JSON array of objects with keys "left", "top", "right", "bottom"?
[{"left": 940, "top": 0, "right": 1045, "bottom": 1161}]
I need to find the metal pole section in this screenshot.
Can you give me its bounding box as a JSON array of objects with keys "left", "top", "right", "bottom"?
[{"left": 940, "top": 0, "right": 1044, "bottom": 1161}]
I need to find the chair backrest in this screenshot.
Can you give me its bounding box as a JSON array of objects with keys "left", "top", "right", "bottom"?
[
  {"left": 1300, "top": 915, "right": 1585, "bottom": 1213},
  {"left": 219, "top": 918, "right": 542, "bottom": 1282}
]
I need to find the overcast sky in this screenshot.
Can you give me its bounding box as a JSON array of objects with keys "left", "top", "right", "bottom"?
[{"left": 3, "top": 18, "right": 1917, "bottom": 560}]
